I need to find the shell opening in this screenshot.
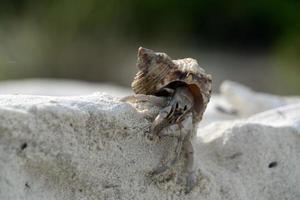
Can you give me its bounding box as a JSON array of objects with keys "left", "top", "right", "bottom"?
[
  {"left": 154, "top": 81, "right": 186, "bottom": 96},
  {"left": 154, "top": 81, "right": 204, "bottom": 117}
]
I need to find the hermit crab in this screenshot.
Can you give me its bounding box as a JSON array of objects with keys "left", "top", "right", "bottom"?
[{"left": 122, "top": 47, "right": 212, "bottom": 193}]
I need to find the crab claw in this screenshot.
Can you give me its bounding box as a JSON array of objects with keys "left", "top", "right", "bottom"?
[{"left": 149, "top": 105, "right": 172, "bottom": 138}]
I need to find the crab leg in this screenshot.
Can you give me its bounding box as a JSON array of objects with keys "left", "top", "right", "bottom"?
[
  {"left": 150, "top": 105, "right": 173, "bottom": 137},
  {"left": 150, "top": 135, "right": 184, "bottom": 175},
  {"left": 183, "top": 139, "right": 197, "bottom": 193},
  {"left": 151, "top": 108, "right": 193, "bottom": 175}
]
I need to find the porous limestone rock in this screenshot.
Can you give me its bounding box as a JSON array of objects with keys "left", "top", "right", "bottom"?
[{"left": 0, "top": 93, "right": 299, "bottom": 200}]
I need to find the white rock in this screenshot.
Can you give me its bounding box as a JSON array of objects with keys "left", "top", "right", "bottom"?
[
  {"left": 220, "top": 80, "right": 300, "bottom": 117},
  {"left": 0, "top": 93, "right": 299, "bottom": 200},
  {"left": 200, "top": 81, "right": 300, "bottom": 127}
]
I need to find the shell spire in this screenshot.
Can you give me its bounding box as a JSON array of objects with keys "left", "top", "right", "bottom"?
[{"left": 132, "top": 47, "right": 175, "bottom": 95}]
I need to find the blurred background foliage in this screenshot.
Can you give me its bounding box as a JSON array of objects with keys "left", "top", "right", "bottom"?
[{"left": 0, "top": 0, "right": 299, "bottom": 94}]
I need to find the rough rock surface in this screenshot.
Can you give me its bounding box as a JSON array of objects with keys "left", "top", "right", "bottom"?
[{"left": 0, "top": 92, "right": 299, "bottom": 200}]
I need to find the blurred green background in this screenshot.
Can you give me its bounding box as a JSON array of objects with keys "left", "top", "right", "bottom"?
[{"left": 0, "top": 0, "right": 299, "bottom": 94}]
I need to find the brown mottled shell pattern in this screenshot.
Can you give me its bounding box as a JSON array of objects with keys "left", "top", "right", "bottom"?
[{"left": 132, "top": 47, "right": 212, "bottom": 122}]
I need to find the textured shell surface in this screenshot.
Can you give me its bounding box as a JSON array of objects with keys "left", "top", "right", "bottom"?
[{"left": 132, "top": 47, "right": 212, "bottom": 122}]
